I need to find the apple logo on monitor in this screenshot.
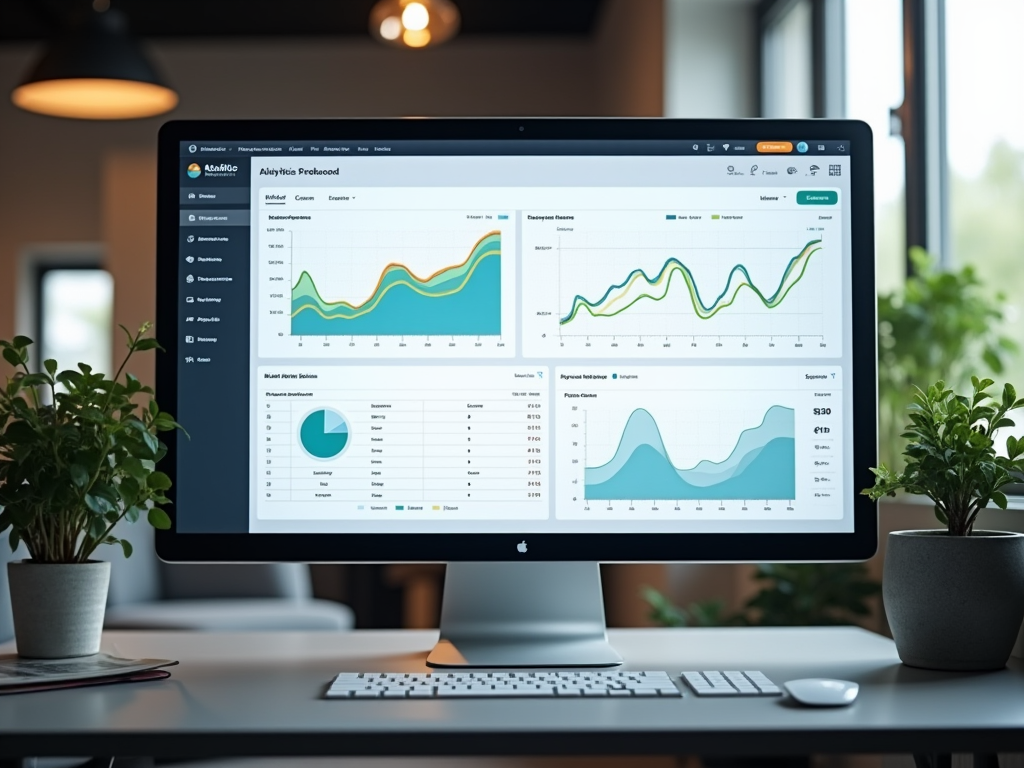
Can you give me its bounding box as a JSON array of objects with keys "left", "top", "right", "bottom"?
[{"left": 517, "top": 541, "right": 527, "bottom": 553}]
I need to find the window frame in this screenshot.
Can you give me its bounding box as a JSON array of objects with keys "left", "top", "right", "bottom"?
[
  {"left": 757, "top": 0, "right": 846, "bottom": 119},
  {"left": 16, "top": 244, "right": 107, "bottom": 372},
  {"left": 891, "top": 0, "right": 949, "bottom": 269}
]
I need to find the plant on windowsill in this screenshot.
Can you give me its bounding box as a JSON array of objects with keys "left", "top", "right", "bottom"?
[
  {"left": 862, "top": 377, "right": 1024, "bottom": 670},
  {"left": 877, "top": 247, "right": 1017, "bottom": 471},
  {"left": 0, "top": 324, "right": 182, "bottom": 658}
]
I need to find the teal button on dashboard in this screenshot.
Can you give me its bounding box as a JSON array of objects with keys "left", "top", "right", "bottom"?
[{"left": 797, "top": 191, "right": 838, "bottom": 205}]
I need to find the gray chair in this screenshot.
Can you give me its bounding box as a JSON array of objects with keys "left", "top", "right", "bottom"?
[
  {"left": 104, "top": 521, "right": 354, "bottom": 630},
  {"left": 0, "top": 525, "right": 354, "bottom": 639}
]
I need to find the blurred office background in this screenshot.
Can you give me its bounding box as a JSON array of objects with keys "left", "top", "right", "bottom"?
[{"left": 0, "top": 0, "right": 1022, "bottom": 636}]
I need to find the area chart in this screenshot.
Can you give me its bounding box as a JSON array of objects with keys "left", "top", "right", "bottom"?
[
  {"left": 585, "top": 405, "right": 796, "bottom": 501},
  {"left": 560, "top": 240, "right": 821, "bottom": 326},
  {"left": 291, "top": 231, "right": 501, "bottom": 336}
]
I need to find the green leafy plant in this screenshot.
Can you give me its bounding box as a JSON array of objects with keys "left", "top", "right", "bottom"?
[
  {"left": 642, "top": 586, "right": 727, "bottom": 628},
  {"left": 0, "top": 325, "right": 183, "bottom": 563},
  {"left": 878, "top": 248, "right": 1017, "bottom": 469},
  {"left": 741, "top": 563, "right": 880, "bottom": 626},
  {"left": 643, "top": 562, "right": 880, "bottom": 628},
  {"left": 863, "top": 377, "right": 1024, "bottom": 536}
]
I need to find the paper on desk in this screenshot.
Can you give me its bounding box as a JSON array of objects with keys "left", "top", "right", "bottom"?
[{"left": 0, "top": 652, "right": 178, "bottom": 688}]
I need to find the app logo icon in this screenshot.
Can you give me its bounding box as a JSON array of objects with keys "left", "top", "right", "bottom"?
[
  {"left": 796, "top": 141, "right": 808, "bottom": 153},
  {"left": 187, "top": 162, "right": 202, "bottom": 178},
  {"left": 188, "top": 144, "right": 197, "bottom": 153},
  {"left": 517, "top": 540, "right": 528, "bottom": 553}
]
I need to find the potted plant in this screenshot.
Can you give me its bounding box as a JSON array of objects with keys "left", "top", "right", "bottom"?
[
  {"left": 0, "top": 325, "right": 180, "bottom": 658},
  {"left": 863, "top": 377, "right": 1024, "bottom": 670}
]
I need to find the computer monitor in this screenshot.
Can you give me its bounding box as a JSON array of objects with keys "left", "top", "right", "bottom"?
[{"left": 156, "top": 119, "right": 877, "bottom": 667}]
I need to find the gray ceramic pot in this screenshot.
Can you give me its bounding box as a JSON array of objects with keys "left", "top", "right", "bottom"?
[
  {"left": 884, "top": 530, "right": 1024, "bottom": 670},
  {"left": 7, "top": 560, "right": 110, "bottom": 658}
]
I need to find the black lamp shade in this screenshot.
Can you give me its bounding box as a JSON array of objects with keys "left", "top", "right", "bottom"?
[{"left": 12, "top": 10, "right": 178, "bottom": 120}]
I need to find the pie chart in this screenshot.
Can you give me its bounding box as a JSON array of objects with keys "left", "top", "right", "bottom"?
[{"left": 299, "top": 408, "right": 351, "bottom": 459}]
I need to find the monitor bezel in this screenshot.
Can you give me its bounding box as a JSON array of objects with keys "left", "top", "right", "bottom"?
[{"left": 155, "top": 118, "right": 877, "bottom": 563}]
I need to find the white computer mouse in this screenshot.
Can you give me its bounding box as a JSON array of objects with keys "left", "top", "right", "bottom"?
[{"left": 783, "top": 678, "right": 859, "bottom": 707}]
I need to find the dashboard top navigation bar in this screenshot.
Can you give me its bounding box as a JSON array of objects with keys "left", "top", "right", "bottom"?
[{"left": 179, "top": 139, "right": 852, "bottom": 158}]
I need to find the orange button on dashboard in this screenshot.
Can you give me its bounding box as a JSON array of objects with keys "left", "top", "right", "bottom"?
[{"left": 757, "top": 141, "right": 793, "bottom": 153}]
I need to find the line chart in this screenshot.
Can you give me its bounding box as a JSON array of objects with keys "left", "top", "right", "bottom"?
[
  {"left": 257, "top": 204, "right": 517, "bottom": 360},
  {"left": 291, "top": 231, "right": 501, "bottom": 336},
  {"left": 521, "top": 207, "right": 843, "bottom": 359},
  {"left": 559, "top": 239, "right": 821, "bottom": 325}
]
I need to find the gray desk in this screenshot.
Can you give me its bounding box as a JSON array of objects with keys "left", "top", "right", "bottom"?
[{"left": 1, "top": 627, "right": 1022, "bottom": 760}]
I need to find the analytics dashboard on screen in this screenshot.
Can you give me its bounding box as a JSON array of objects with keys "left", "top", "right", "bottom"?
[{"left": 173, "top": 138, "right": 853, "bottom": 536}]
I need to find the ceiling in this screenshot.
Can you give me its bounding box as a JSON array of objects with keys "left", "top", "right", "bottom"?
[{"left": 0, "top": 0, "right": 607, "bottom": 42}]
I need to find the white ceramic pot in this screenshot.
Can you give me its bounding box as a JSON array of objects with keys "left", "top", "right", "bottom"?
[{"left": 7, "top": 560, "right": 110, "bottom": 658}]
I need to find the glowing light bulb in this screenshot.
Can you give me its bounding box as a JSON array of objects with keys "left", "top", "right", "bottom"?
[
  {"left": 379, "top": 16, "right": 401, "bottom": 40},
  {"left": 401, "top": 2, "right": 430, "bottom": 31},
  {"left": 369, "top": 0, "right": 459, "bottom": 49},
  {"left": 402, "top": 28, "right": 431, "bottom": 47}
]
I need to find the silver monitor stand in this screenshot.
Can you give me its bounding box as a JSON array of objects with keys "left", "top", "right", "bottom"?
[{"left": 426, "top": 562, "right": 623, "bottom": 668}]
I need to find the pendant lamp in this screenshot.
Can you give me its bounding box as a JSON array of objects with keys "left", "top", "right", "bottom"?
[{"left": 11, "top": 7, "right": 178, "bottom": 120}]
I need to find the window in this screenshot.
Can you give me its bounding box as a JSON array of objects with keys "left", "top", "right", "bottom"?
[
  {"left": 845, "top": 0, "right": 906, "bottom": 295},
  {"left": 36, "top": 267, "right": 114, "bottom": 377},
  {"left": 945, "top": 0, "right": 1024, "bottom": 404}
]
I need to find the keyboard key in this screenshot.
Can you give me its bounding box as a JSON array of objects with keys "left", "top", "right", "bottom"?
[{"left": 680, "top": 670, "right": 780, "bottom": 697}]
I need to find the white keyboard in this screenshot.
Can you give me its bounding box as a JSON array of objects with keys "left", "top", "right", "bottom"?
[
  {"left": 681, "top": 670, "right": 781, "bottom": 696},
  {"left": 327, "top": 670, "right": 683, "bottom": 698}
]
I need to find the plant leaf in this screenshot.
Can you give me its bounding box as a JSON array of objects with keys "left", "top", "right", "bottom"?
[
  {"left": 84, "top": 494, "right": 112, "bottom": 515},
  {"left": 69, "top": 464, "right": 89, "bottom": 489},
  {"left": 147, "top": 508, "right": 172, "bottom": 529}
]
